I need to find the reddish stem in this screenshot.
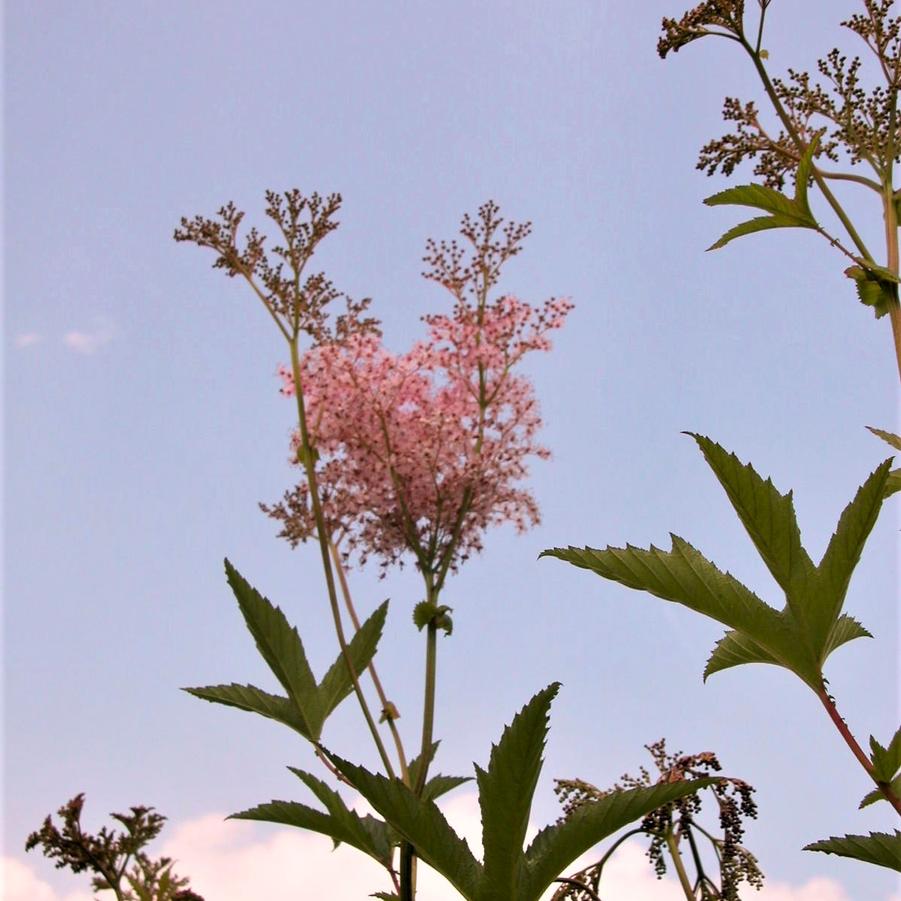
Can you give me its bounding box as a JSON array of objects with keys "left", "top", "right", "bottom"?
[{"left": 816, "top": 685, "right": 901, "bottom": 816}]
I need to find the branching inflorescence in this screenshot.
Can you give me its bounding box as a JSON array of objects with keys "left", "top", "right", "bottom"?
[
  {"left": 660, "top": 0, "right": 901, "bottom": 375},
  {"left": 554, "top": 741, "right": 762, "bottom": 901},
  {"left": 261, "top": 201, "right": 572, "bottom": 582}
]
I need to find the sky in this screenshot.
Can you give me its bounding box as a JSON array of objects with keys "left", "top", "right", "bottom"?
[{"left": 3, "top": 1, "right": 899, "bottom": 899}]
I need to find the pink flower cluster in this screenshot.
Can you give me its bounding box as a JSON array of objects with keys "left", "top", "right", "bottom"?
[{"left": 265, "top": 295, "right": 573, "bottom": 575}]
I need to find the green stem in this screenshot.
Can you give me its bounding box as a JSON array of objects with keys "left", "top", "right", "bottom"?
[
  {"left": 288, "top": 338, "right": 396, "bottom": 779},
  {"left": 665, "top": 827, "right": 697, "bottom": 901},
  {"left": 329, "top": 538, "right": 410, "bottom": 784},
  {"left": 816, "top": 684, "right": 901, "bottom": 816},
  {"left": 743, "top": 41, "right": 875, "bottom": 263},
  {"left": 400, "top": 585, "right": 442, "bottom": 901},
  {"left": 881, "top": 183, "right": 901, "bottom": 381},
  {"left": 416, "top": 617, "right": 440, "bottom": 794},
  {"left": 399, "top": 844, "right": 415, "bottom": 901}
]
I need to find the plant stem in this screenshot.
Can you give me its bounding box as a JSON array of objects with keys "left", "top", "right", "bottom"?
[
  {"left": 399, "top": 844, "right": 415, "bottom": 901},
  {"left": 743, "top": 43, "right": 875, "bottom": 264},
  {"left": 666, "top": 827, "right": 697, "bottom": 901},
  {"left": 329, "top": 538, "right": 410, "bottom": 784},
  {"left": 881, "top": 183, "right": 901, "bottom": 380},
  {"left": 399, "top": 585, "right": 443, "bottom": 901},
  {"left": 415, "top": 617, "right": 440, "bottom": 795},
  {"left": 816, "top": 684, "right": 901, "bottom": 816},
  {"left": 288, "top": 338, "right": 396, "bottom": 779}
]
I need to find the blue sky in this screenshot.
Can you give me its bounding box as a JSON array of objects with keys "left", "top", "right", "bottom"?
[{"left": 4, "top": 2, "right": 899, "bottom": 899}]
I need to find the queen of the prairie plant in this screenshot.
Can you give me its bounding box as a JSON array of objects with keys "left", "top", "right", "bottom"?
[{"left": 265, "top": 292, "right": 572, "bottom": 577}]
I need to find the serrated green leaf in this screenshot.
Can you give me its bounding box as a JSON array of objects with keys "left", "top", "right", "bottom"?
[
  {"left": 231, "top": 798, "right": 392, "bottom": 866},
  {"left": 412, "top": 601, "right": 453, "bottom": 634},
  {"left": 541, "top": 540, "right": 819, "bottom": 685},
  {"left": 866, "top": 428, "right": 901, "bottom": 495},
  {"left": 182, "top": 683, "right": 313, "bottom": 740},
  {"left": 326, "top": 753, "right": 482, "bottom": 899},
  {"left": 688, "top": 433, "right": 882, "bottom": 674},
  {"left": 408, "top": 741, "right": 440, "bottom": 791},
  {"left": 845, "top": 265, "right": 898, "bottom": 318},
  {"left": 703, "top": 167, "right": 818, "bottom": 252},
  {"left": 869, "top": 727, "right": 901, "bottom": 782},
  {"left": 225, "top": 560, "right": 323, "bottom": 735},
  {"left": 288, "top": 767, "right": 389, "bottom": 857},
  {"left": 413, "top": 600, "right": 435, "bottom": 631},
  {"left": 806, "top": 460, "right": 891, "bottom": 653},
  {"left": 867, "top": 426, "right": 901, "bottom": 451},
  {"left": 805, "top": 831, "right": 901, "bottom": 872},
  {"left": 860, "top": 775, "right": 901, "bottom": 808},
  {"left": 477, "top": 684, "right": 560, "bottom": 901},
  {"left": 704, "top": 183, "right": 810, "bottom": 219},
  {"left": 884, "top": 470, "right": 901, "bottom": 498},
  {"left": 703, "top": 630, "right": 779, "bottom": 681},
  {"left": 706, "top": 213, "right": 816, "bottom": 251},
  {"left": 371, "top": 894, "right": 399, "bottom": 900},
  {"left": 317, "top": 601, "right": 388, "bottom": 720},
  {"left": 689, "top": 434, "right": 814, "bottom": 593},
  {"left": 821, "top": 614, "right": 872, "bottom": 659},
  {"left": 423, "top": 774, "right": 472, "bottom": 802},
  {"left": 705, "top": 613, "right": 869, "bottom": 680},
  {"left": 523, "top": 780, "right": 715, "bottom": 898}
]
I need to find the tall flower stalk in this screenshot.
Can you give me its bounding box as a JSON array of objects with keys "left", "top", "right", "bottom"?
[
  {"left": 659, "top": 0, "right": 901, "bottom": 379},
  {"left": 175, "top": 192, "right": 398, "bottom": 783},
  {"left": 175, "top": 195, "right": 572, "bottom": 898},
  {"left": 546, "top": 1, "right": 901, "bottom": 881}
]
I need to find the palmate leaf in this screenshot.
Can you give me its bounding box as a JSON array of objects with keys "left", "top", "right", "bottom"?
[
  {"left": 225, "top": 560, "right": 323, "bottom": 733},
  {"left": 807, "top": 460, "right": 890, "bottom": 652},
  {"left": 182, "top": 683, "right": 314, "bottom": 740},
  {"left": 329, "top": 686, "right": 712, "bottom": 901},
  {"left": 523, "top": 779, "right": 714, "bottom": 899},
  {"left": 540, "top": 539, "right": 819, "bottom": 686},
  {"left": 689, "top": 436, "right": 887, "bottom": 660},
  {"left": 805, "top": 831, "right": 901, "bottom": 872},
  {"left": 704, "top": 138, "right": 819, "bottom": 251},
  {"left": 324, "top": 752, "right": 482, "bottom": 900},
  {"left": 287, "top": 767, "right": 394, "bottom": 863},
  {"left": 231, "top": 797, "right": 393, "bottom": 867},
  {"left": 219, "top": 560, "right": 388, "bottom": 741},
  {"left": 477, "top": 684, "right": 559, "bottom": 900},
  {"left": 543, "top": 439, "right": 887, "bottom": 688},
  {"left": 688, "top": 434, "right": 814, "bottom": 593},
  {"left": 317, "top": 600, "right": 388, "bottom": 721}
]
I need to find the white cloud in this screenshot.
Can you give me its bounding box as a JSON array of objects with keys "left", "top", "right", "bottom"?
[
  {"left": 14, "top": 332, "right": 43, "bottom": 348},
  {"left": 2, "top": 797, "right": 868, "bottom": 901},
  {"left": 1, "top": 856, "right": 92, "bottom": 901},
  {"left": 62, "top": 318, "right": 114, "bottom": 354}
]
